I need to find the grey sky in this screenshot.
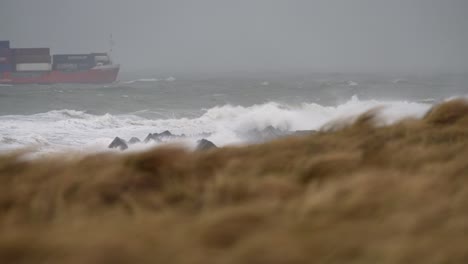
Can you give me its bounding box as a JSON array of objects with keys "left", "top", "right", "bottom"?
[{"left": 1, "top": 0, "right": 467, "bottom": 73}]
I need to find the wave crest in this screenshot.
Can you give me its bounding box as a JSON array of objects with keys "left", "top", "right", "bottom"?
[{"left": 0, "top": 96, "right": 433, "bottom": 153}]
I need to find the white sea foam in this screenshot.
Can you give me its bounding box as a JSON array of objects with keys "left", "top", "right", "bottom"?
[
  {"left": 122, "top": 78, "right": 159, "bottom": 84},
  {"left": 138, "top": 78, "right": 159, "bottom": 82},
  {"left": 0, "top": 96, "right": 433, "bottom": 154}
]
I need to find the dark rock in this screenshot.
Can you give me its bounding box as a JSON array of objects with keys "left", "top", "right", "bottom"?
[
  {"left": 142, "top": 131, "right": 211, "bottom": 145},
  {"left": 157, "top": 130, "right": 174, "bottom": 138},
  {"left": 108, "top": 137, "right": 128, "bottom": 150},
  {"left": 144, "top": 133, "right": 153, "bottom": 143},
  {"left": 261, "top": 125, "right": 287, "bottom": 140},
  {"left": 145, "top": 131, "right": 176, "bottom": 143},
  {"left": 144, "top": 133, "right": 161, "bottom": 143},
  {"left": 245, "top": 125, "right": 288, "bottom": 142},
  {"left": 150, "top": 130, "right": 188, "bottom": 142},
  {"left": 128, "top": 137, "right": 141, "bottom": 144},
  {"left": 196, "top": 139, "right": 217, "bottom": 151}
]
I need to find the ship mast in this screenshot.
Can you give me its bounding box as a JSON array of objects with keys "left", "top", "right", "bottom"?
[{"left": 109, "top": 34, "right": 115, "bottom": 62}]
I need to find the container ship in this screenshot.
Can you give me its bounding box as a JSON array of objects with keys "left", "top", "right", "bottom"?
[{"left": 0, "top": 41, "right": 119, "bottom": 84}]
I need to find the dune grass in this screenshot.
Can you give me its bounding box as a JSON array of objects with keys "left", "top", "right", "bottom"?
[{"left": 1, "top": 99, "right": 468, "bottom": 263}]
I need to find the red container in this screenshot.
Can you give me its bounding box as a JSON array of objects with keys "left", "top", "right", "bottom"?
[{"left": 12, "top": 48, "right": 50, "bottom": 56}]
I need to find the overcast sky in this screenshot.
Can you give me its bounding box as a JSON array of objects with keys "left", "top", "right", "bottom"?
[{"left": 1, "top": 0, "right": 467, "bottom": 73}]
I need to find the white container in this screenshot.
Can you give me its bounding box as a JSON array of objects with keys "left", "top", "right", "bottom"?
[
  {"left": 15, "top": 63, "right": 52, "bottom": 72},
  {"left": 94, "top": 56, "right": 110, "bottom": 62}
]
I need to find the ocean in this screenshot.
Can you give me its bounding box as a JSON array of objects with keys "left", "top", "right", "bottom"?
[{"left": 0, "top": 71, "right": 467, "bottom": 154}]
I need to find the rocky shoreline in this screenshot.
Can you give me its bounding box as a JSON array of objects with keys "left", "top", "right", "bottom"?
[{"left": 108, "top": 126, "right": 317, "bottom": 151}]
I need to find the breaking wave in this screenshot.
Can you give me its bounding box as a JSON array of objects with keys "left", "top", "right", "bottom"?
[
  {"left": 121, "top": 77, "right": 176, "bottom": 84},
  {"left": 122, "top": 78, "right": 159, "bottom": 84},
  {"left": 0, "top": 96, "right": 432, "bottom": 154}
]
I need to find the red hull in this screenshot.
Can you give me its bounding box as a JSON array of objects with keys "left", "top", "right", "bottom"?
[{"left": 0, "top": 65, "right": 119, "bottom": 84}]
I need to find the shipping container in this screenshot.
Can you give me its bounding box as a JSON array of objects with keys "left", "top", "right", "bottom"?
[
  {"left": 53, "top": 63, "right": 94, "bottom": 71},
  {"left": 0, "top": 41, "right": 10, "bottom": 49},
  {"left": 15, "top": 55, "right": 51, "bottom": 63},
  {"left": 91, "top": 53, "right": 110, "bottom": 63},
  {"left": 0, "top": 56, "right": 13, "bottom": 64},
  {"left": 12, "top": 48, "right": 50, "bottom": 56},
  {"left": 0, "top": 48, "right": 12, "bottom": 57},
  {"left": 91, "top": 53, "right": 108, "bottom": 56},
  {"left": 53, "top": 63, "right": 78, "bottom": 71},
  {"left": 15, "top": 63, "right": 52, "bottom": 72},
  {"left": 0, "top": 64, "right": 13, "bottom": 72},
  {"left": 53, "top": 54, "right": 94, "bottom": 64},
  {"left": 94, "top": 55, "right": 110, "bottom": 62},
  {"left": 0, "top": 49, "right": 13, "bottom": 64}
]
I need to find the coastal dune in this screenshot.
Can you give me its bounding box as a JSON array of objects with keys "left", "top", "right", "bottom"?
[{"left": 1, "top": 99, "right": 468, "bottom": 264}]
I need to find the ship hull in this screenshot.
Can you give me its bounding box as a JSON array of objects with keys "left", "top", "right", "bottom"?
[{"left": 0, "top": 65, "right": 119, "bottom": 84}]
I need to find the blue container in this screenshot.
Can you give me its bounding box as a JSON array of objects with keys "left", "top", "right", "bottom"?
[
  {"left": 53, "top": 54, "right": 94, "bottom": 64},
  {"left": 0, "top": 41, "right": 10, "bottom": 49},
  {"left": 0, "top": 48, "right": 12, "bottom": 57},
  {"left": 0, "top": 64, "right": 13, "bottom": 72}
]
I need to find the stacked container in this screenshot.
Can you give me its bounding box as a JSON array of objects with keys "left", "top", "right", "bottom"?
[
  {"left": 0, "top": 41, "right": 13, "bottom": 72},
  {"left": 53, "top": 54, "right": 96, "bottom": 71},
  {"left": 0, "top": 41, "right": 9, "bottom": 48},
  {"left": 13, "top": 48, "right": 52, "bottom": 72},
  {"left": 91, "top": 53, "right": 110, "bottom": 65}
]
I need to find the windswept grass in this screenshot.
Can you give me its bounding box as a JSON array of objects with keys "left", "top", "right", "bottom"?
[{"left": 1, "top": 99, "right": 468, "bottom": 263}]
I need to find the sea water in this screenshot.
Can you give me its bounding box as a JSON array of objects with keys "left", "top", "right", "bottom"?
[{"left": 0, "top": 72, "right": 466, "bottom": 154}]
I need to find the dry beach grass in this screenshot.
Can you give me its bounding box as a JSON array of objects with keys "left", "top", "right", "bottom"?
[{"left": 1, "top": 99, "right": 468, "bottom": 263}]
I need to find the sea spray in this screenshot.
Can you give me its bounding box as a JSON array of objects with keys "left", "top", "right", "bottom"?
[{"left": 0, "top": 96, "right": 433, "bottom": 154}]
